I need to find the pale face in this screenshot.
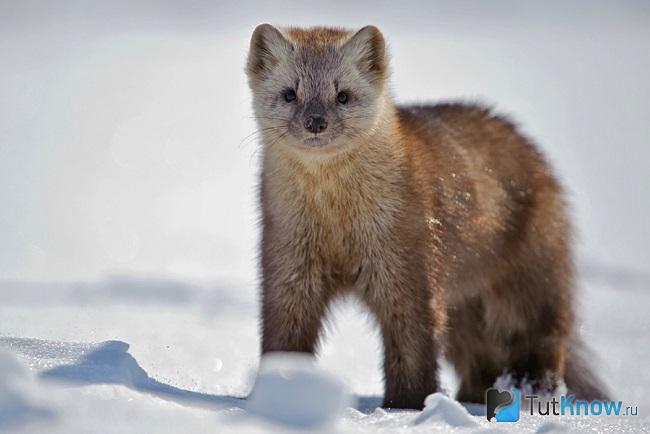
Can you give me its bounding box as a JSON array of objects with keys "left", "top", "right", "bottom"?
[{"left": 247, "top": 25, "right": 387, "bottom": 154}]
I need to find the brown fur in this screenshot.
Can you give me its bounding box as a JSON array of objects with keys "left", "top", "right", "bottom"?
[{"left": 246, "top": 24, "right": 608, "bottom": 409}]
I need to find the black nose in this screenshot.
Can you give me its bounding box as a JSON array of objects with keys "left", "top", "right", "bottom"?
[{"left": 304, "top": 116, "right": 328, "bottom": 134}]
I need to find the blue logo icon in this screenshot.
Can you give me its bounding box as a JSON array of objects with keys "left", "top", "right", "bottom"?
[{"left": 486, "top": 387, "right": 521, "bottom": 422}]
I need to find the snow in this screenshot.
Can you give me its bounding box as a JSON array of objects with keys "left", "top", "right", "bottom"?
[
  {"left": 413, "top": 393, "right": 478, "bottom": 427},
  {"left": 1, "top": 277, "right": 648, "bottom": 433},
  {"left": 0, "top": 352, "right": 54, "bottom": 429},
  {"left": 246, "top": 352, "right": 351, "bottom": 427},
  {"left": 1, "top": 1, "right": 649, "bottom": 433}
]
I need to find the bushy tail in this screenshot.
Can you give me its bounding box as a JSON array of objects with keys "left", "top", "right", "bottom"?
[{"left": 564, "top": 338, "right": 610, "bottom": 401}]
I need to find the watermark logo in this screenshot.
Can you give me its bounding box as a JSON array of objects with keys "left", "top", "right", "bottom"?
[
  {"left": 525, "top": 394, "right": 638, "bottom": 417},
  {"left": 486, "top": 387, "right": 520, "bottom": 422},
  {"left": 485, "top": 388, "right": 638, "bottom": 422}
]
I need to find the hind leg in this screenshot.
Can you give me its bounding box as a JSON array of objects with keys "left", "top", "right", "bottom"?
[
  {"left": 485, "top": 257, "right": 571, "bottom": 397},
  {"left": 447, "top": 260, "right": 571, "bottom": 402},
  {"left": 448, "top": 170, "right": 575, "bottom": 402},
  {"left": 447, "top": 304, "right": 567, "bottom": 403}
]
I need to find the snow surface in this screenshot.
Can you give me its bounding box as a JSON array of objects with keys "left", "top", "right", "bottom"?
[
  {"left": 1, "top": 2, "right": 649, "bottom": 433},
  {"left": 0, "top": 275, "right": 648, "bottom": 433}
]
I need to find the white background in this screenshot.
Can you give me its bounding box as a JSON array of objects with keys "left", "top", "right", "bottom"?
[{"left": 2, "top": 1, "right": 649, "bottom": 284}]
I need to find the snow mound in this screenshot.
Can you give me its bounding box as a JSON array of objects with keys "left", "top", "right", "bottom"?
[
  {"left": 0, "top": 351, "right": 54, "bottom": 429},
  {"left": 40, "top": 340, "right": 150, "bottom": 387},
  {"left": 246, "top": 352, "right": 351, "bottom": 428},
  {"left": 413, "top": 393, "right": 479, "bottom": 428},
  {"left": 29, "top": 338, "right": 241, "bottom": 410}
]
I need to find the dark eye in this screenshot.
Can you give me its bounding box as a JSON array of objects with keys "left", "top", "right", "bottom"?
[
  {"left": 337, "top": 91, "right": 349, "bottom": 104},
  {"left": 284, "top": 89, "right": 296, "bottom": 102}
]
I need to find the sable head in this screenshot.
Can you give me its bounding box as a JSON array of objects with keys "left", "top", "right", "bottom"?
[{"left": 246, "top": 24, "right": 389, "bottom": 153}]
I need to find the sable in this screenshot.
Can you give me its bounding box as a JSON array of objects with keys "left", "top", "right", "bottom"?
[{"left": 246, "top": 24, "right": 608, "bottom": 409}]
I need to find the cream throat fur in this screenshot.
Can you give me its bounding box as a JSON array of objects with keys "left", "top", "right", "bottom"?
[{"left": 261, "top": 99, "right": 406, "bottom": 230}]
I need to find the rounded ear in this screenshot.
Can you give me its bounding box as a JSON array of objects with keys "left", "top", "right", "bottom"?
[
  {"left": 247, "top": 24, "right": 293, "bottom": 80},
  {"left": 342, "top": 25, "right": 387, "bottom": 83}
]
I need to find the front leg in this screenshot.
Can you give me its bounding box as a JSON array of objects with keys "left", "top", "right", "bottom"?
[
  {"left": 362, "top": 260, "right": 442, "bottom": 409},
  {"left": 261, "top": 258, "right": 330, "bottom": 354}
]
